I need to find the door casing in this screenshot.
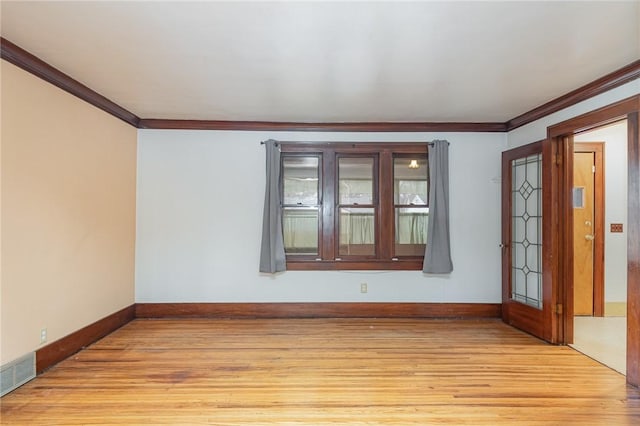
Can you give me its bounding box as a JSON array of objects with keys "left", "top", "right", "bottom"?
[{"left": 547, "top": 95, "right": 639, "bottom": 387}]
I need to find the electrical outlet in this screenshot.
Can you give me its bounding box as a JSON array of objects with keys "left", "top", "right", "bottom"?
[
  {"left": 360, "top": 283, "right": 368, "bottom": 293},
  {"left": 610, "top": 223, "right": 623, "bottom": 233},
  {"left": 40, "top": 328, "right": 47, "bottom": 344}
]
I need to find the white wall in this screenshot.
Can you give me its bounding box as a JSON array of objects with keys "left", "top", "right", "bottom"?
[
  {"left": 574, "top": 121, "right": 628, "bottom": 302},
  {"left": 136, "top": 131, "right": 506, "bottom": 303}
]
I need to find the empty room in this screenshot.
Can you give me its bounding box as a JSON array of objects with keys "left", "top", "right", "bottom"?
[{"left": 1, "top": 1, "right": 639, "bottom": 424}]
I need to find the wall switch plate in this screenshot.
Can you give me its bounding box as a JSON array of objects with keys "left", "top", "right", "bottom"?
[
  {"left": 40, "top": 328, "right": 47, "bottom": 344},
  {"left": 610, "top": 223, "right": 623, "bottom": 233},
  {"left": 360, "top": 283, "right": 368, "bottom": 293}
]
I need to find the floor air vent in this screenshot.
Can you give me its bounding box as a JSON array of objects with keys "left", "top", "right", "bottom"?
[{"left": 1, "top": 352, "right": 36, "bottom": 396}]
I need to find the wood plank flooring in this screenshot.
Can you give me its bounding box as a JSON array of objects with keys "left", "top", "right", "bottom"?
[{"left": 2, "top": 318, "right": 639, "bottom": 425}]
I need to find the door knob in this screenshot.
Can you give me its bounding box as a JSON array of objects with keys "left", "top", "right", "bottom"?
[{"left": 585, "top": 234, "right": 595, "bottom": 241}]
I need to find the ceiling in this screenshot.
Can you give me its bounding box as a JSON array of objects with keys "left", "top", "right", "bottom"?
[{"left": 1, "top": 1, "right": 639, "bottom": 123}]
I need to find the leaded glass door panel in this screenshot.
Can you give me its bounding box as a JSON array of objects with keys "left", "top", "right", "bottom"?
[{"left": 501, "top": 140, "right": 556, "bottom": 343}]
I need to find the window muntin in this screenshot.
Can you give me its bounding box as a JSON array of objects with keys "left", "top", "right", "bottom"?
[{"left": 280, "top": 143, "right": 428, "bottom": 270}]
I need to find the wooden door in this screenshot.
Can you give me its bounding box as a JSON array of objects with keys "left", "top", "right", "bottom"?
[
  {"left": 573, "top": 152, "right": 595, "bottom": 315},
  {"left": 572, "top": 142, "right": 605, "bottom": 317},
  {"left": 502, "top": 140, "right": 557, "bottom": 343}
]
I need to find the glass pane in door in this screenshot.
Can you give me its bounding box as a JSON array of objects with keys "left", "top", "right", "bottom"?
[{"left": 511, "top": 154, "right": 543, "bottom": 309}]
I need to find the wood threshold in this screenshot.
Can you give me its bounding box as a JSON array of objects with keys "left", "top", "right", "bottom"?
[
  {"left": 0, "top": 37, "right": 140, "bottom": 127},
  {"left": 35, "top": 305, "right": 135, "bottom": 374},
  {"left": 135, "top": 302, "right": 501, "bottom": 319}
]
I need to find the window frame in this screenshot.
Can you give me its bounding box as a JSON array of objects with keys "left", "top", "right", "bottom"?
[
  {"left": 336, "top": 153, "right": 379, "bottom": 260},
  {"left": 281, "top": 153, "right": 323, "bottom": 259},
  {"left": 392, "top": 154, "right": 430, "bottom": 257},
  {"left": 280, "top": 142, "right": 428, "bottom": 271}
]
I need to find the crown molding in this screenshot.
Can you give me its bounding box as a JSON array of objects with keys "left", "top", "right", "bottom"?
[
  {"left": 138, "top": 119, "right": 506, "bottom": 132},
  {"left": 2, "top": 37, "right": 638, "bottom": 133},
  {"left": 0, "top": 37, "right": 140, "bottom": 127},
  {"left": 506, "top": 59, "right": 640, "bottom": 131}
]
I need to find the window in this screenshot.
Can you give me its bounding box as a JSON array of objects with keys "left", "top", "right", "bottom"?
[{"left": 281, "top": 143, "right": 428, "bottom": 270}]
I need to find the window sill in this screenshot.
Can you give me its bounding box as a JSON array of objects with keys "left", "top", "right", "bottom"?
[{"left": 285, "top": 259, "right": 424, "bottom": 271}]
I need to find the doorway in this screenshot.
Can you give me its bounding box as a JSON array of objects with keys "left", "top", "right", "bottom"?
[
  {"left": 547, "top": 95, "right": 639, "bottom": 387},
  {"left": 570, "top": 123, "right": 627, "bottom": 375}
]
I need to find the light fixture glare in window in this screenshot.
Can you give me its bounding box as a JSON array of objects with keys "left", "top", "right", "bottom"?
[{"left": 408, "top": 159, "right": 420, "bottom": 169}]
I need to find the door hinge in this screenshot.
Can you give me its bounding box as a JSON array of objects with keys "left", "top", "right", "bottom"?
[
  {"left": 554, "top": 303, "right": 563, "bottom": 315},
  {"left": 555, "top": 153, "right": 562, "bottom": 166},
  {"left": 592, "top": 165, "right": 596, "bottom": 173}
]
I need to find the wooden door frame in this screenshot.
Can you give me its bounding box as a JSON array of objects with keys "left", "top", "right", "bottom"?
[
  {"left": 548, "top": 95, "right": 640, "bottom": 387},
  {"left": 573, "top": 142, "right": 605, "bottom": 317}
]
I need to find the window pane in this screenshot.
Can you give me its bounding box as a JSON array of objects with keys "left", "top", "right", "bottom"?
[
  {"left": 394, "top": 156, "right": 428, "bottom": 205},
  {"left": 395, "top": 207, "right": 428, "bottom": 256},
  {"left": 283, "top": 156, "right": 319, "bottom": 205},
  {"left": 339, "top": 207, "right": 375, "bottom": 256},
  {"left": 283, "top": 208, "right": 319, "bottom": 255},
  {"left": 338, "top": 157, "right": 373, "bottom": 205},
  {"left": 511, "top": 153, "right": 543, "bottom": 309}
]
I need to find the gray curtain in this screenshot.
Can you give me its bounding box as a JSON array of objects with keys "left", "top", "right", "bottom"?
[
  {"left": 259, "top": 140, "right": 286, "bottom": 273},
  {"left": 423, "top": 140, "right": 453, "bottom": 273}
]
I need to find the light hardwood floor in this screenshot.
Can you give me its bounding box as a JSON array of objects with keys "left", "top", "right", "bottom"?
[{"left": 2, "top": 318, "right": 639, "bottom": 425}]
